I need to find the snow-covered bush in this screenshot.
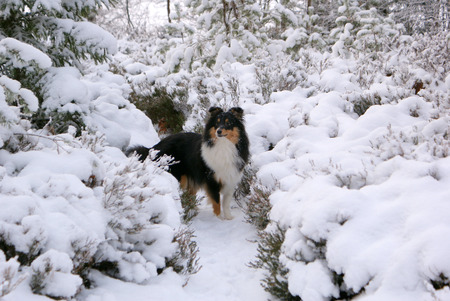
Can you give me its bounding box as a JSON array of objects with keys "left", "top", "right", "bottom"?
[
  {"left": 30, "top": 249, "right": 83, "bottom": 298},
  {"left": 0, "top": 126, "right": 195, "bottom": 298},
  {"left": 250, "top": 224, "right": 298, "bottom": 301},
  {"left": 255, "top": 58, "right": 307, "bottom": 104},
  {"left": 249, "top": 56, "right": 450, "bottom": 300},
  {"left": 0, "top": 39, "right": 49, "bottom": 152},
  {"left": 129, "top": 84, "right": 188, "bottom": 135},
  {"left": 1, "top": 0, "right": 120, "bottom": 144},
  {"left": 0, "top": 251, "right": 26, "bottom": 298},
  {"left": 95, "top": 152, "right": 181, "bottom": 283},
  {"left": 330, "top": 1, "right": 402, "bottom": 58},
  {"left": 166, "top": 226, "right": 201, "bottom": 277},
  {"left": 241, "top": 179, "right": 273, "bottom": 231}
]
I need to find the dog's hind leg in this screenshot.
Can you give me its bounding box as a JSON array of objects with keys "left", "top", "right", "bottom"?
[
  {"left": 180, "top": 175, "right": 198, "bottom": 195},
  {"left": 205, "top": 180, "right": 221, "bottom": 217}
]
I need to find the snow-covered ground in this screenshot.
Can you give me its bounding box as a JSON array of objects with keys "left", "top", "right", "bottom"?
[{"left": 83, "top": 205, "right": 269, "bottom": 301}]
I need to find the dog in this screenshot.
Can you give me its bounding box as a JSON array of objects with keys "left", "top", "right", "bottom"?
[{"left": 127, "top": 107, "right": 249, "bottom": 220}]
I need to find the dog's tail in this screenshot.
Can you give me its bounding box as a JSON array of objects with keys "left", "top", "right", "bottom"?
[{"left": 125, "top": 145, "right": 150, "bottom": 162}]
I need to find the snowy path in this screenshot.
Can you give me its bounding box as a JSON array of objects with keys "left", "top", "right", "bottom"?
[
  {"left": 83, "top": 203, "right": 269, "bottom": 301},
  {"left": 184, "top": 204, "right": 269, "bottom": 301}
]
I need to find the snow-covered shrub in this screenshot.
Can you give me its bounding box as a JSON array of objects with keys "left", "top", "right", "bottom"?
[
  {"left": 255, "top": 58, "right": 306, "bottom": 103},
  {"left": 348, "top": 93, "right": 381, "bottom": 117},
  {"left": 240, "top": 179, "right": 273, "bottom": 231},
  {"left": 250, "top": 224, "right": 299, "bottom": 301},
  {"left": 30, "top": 249, "right": 83, "bottom": 299},
  {"left": 94, "top": 153, "right": 182, "bottom": 283},
  {"left": 166, "top": 226, "right": 201, "bottom": 277},
  {"left": 406, "top": 32, "right": 449, "bottom": 82},
  {"left": 0, "top": 119, "right": 195, "bottom": 298},
  {"left": 0, "top": 39, "right": 49, "bottom": 152},
  {"left": 330, "top": 1, "right": 401, "bottom": 57},
  {"left": 0, "top": 0, "right": 118, "bottom": 140},
  {"left": 0, "top": 251, "right": 26, "bottom": 298},
  {"left": 249, "top": 74, "right": 450, "bottom": 301},
  {"left": 0, "top": 0, "right": 125, "bottom": 152}
]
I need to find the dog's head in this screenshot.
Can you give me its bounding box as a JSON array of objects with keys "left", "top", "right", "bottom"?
[{"left": 205, "top": 107, "right": 245, "bottom": 145}]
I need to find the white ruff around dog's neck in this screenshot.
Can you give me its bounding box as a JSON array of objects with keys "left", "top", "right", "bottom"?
[{"left": 201, "top": 138, "right": 243, "bottom": 188}]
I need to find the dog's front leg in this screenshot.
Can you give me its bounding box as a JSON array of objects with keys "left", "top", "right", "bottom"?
[{"left": 221, "top": 186, "right": 234, "bottom": 220}]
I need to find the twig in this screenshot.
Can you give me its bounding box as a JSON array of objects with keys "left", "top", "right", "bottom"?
[{"left": 13, "top": 133, "right": 70, "bottom": 154}]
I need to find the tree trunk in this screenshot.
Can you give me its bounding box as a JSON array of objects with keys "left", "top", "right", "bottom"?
[
  {"left": 222, "top": 0, "right": 230, "bottom": 43},
  {"left": 167, "top": 0, "right": 171, "bottom": 23}
]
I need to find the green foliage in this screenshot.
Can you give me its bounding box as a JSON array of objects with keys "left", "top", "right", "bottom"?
[
  {"left": 0, "top": 0, "right": 115, "bottom": 68},
  {"left": 180, "top": 191, "right": 201, "bottom": 224},
  {"left": 351, "top": 94, "right": 382, "bottom": 117},
  {"left": 32, "top": 109, "right": 85, "bottom": 136},
  {"left": 236, "top": 167, "right": 273, "bottom": 231},
  {"left": 130, "top": 85, "right": 187, "bottom": 134},
  {"left": 250, "top": 225, "right": 300, "bottom": 301},
  {"left": 0, "top": 0, "right": 118, "bottom": 144},
  {"left": 431, "top": 273, "right": 450, "bottom": 291},
  {"left": 0, "top": 236, "right": 42, "bottom": 267}
]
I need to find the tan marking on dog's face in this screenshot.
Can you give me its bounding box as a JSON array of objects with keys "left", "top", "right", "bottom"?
[
  {"left": 221, "top": 127, "right": 240, "bottom": 145},
  {"left": 209, "top": 126, "right": 217, "bottom": 140}
]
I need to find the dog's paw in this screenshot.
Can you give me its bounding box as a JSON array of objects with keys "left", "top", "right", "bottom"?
[{"left": 223, "top": 212, "right": 234, "bottom": 220}]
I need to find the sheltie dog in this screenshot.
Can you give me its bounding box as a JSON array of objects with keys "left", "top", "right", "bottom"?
[{"left": 128, "top": 107, "right": 249, "bottom": 220}]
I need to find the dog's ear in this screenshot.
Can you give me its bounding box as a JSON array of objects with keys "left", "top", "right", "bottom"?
[
  {"left": 229, "top": 107, "right": 244, "bottom": 120},
  {"left": 209, "top": 107, "right": 223, "bottom": 116}
]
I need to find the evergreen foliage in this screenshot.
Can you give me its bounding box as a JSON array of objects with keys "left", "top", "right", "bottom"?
[
  {"left": 250, "top": 225, "right": 300, "bottom": 301},
  {"left": 130, "top": 85, "right": 188, "bottom": 135},
  {"left": 0, "top": 0, "right": 116, "bottom": 67},
  {"left": 0, "top": 0, "right": 118, "bottom": 143}
]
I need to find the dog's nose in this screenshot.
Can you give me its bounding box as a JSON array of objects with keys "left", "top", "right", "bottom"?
[{"left": 217, "top": 129, "right": 222, "bottom": 135}]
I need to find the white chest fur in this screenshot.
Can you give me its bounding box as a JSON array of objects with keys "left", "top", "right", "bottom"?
[{"left": 201, "top": 138, "right": 243, "bottom": 188}]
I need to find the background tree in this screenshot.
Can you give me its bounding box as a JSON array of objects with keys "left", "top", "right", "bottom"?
[
  {"left": 0, "top": 0, "right": 117, "bottom": 137},
  {"left": 0, "top": 0, "right": 116, "bottom": 68},
  {"left": 389, "top": 0, "right": 449, "bottom": 34}
]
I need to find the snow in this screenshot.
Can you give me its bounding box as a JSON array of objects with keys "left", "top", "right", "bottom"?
[
  {"left": 80, "top": 208, "right": 270, "bottom": 301},
  {"left": 0, "top": 38, "right": 52, "bottom": 69},
  {"left": 31, "top": 249, "right": 83, "bottom": 299},
  {"left": 2, "top": 2, "right": 450, "bottom": 301},
  {"left": 250, "top": 83, "right": 450, "bottom": 300}
]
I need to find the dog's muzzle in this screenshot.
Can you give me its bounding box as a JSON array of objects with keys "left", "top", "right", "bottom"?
[{"left": 216, "top": 127, "right": 227, "bottom": 137}]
